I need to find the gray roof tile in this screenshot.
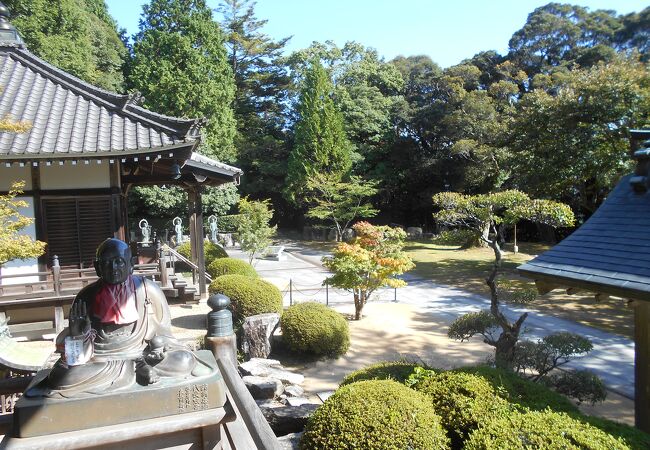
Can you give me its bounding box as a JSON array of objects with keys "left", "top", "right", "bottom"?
[
  {"left": 0, "top": 47, "right": 202, "bottom": 158},
  {"left": 518, "top": 173, "right": 650, "bottom": 295}
]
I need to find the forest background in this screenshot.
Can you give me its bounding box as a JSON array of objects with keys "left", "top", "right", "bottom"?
[{"left": 6, "top": 0, "right": 649, "bottom": 237}]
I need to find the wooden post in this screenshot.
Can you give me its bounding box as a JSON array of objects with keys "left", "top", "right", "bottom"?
[
  {"left": 635, "top": 300, "right": 650, "bottom": 432},
  {"left": 188, "top": 186, "right": 207, "bottom": 296}
]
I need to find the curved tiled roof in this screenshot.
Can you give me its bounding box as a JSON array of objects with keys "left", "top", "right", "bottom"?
[{"left": 0, "top": 47, "right": 202, "bottom": 158}]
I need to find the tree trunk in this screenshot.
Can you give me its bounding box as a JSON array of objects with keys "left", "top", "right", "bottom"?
[
  {"left": 486, "top": 227, "right": 528, "bottom": 370},
  {"left": 354, "top": 290, "right": 362, "bottom": 320}
]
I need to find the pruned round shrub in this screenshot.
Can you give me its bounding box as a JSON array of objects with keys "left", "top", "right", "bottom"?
[
  {"left": 413, "top": 371, "right": 510, "bottom": 444},
  {"left": 300, "top": 380, "right": 449, "bottom": 450},
  {"left": 340, "top": 361, "right": 428, "bottom": 387},
  {"left": 281, "top": 302, "right": 349, "bottom": 357},
  {"left": 209, "top": 274, "right": 282, "bottom": 321},
  {"left": 454, "top": 365, "right": 579, "bottom": 414},
  {"left": 465, "top": 410, "right": 629, "bottom": 450},
  {"left": 207, "top": 257, "right": 257, "bottom": 279},
  {"left": 176, "top": 241, "right": 227, "bottom": 265},
  {"left": 578, "top": 414, "right": 650, "bottom": 450}
]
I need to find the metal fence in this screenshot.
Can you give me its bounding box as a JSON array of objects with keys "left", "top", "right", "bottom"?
[{"left": 280, "top": 279, "right": 398, "bottom": 307}]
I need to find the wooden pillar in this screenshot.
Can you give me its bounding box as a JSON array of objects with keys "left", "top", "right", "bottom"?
[
  {"left": 188, "top": 186, "right": 207, "bottom": 295},
  {"left": 635, "top": 300, "right": 650, "bottom": 432},
  {"left": 110, "top": 160, "right": 126, "bottom": 241}
]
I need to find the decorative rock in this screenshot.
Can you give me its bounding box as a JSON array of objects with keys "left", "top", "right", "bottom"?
[
  {"left": 242, "top": 313, "right": 280, "bottom": 359},
  {"left": 327, "top": 228, "right": 338, "bottom": 241},
  {"left": 243, "top": 376, "right": 284, "bottom": 399},
  {"left": 286, "top": 397, "right": 312, "bottom": 407},
  {"left": 255, "top": 399, "right": 285, "bottom": 409},
  {"left": 406, "top": 227, "right": 423, "bottom": 239},
  {"left": 262, "top": 405, "right": 319, "bottom": 435},
  {"left": 283, "top": 385, "right": 304, "bottom": 398},
  {"left": 240, "top": 358, "right": 305, "bottom": 386},
  {"left": 278, "top": 432, "right": 304, "bottom": 450}
]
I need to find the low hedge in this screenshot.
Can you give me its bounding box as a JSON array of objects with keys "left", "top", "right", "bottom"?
[
  {"left": 340, "top": 361, "right": 426, "bottom": 387},
  {"left": 209, "top": 274, "right": 282, "bottom": 321},
  {"left": 300, "top": 380, "right": 449, "bottom": 450},
  {"left": 413, "top": 371, "right": 511, "bottom": 444},
  {"left": 207, "top": 257, "right": 257, "bottom": 279},
  {"left": 281, "top": 302, "right": 349, "bottom": 357},
  {"left": 176, "top": 241, "right": 227, "bottom": 265},
  {"left": 577, "top": 414, "right": 650, "bottom": 450},
  {"left": 465, "top": 410, "right": 629, "bottom": 450},
  {"left": 454, "top": 365, "right": 579, "bottom": 414}
]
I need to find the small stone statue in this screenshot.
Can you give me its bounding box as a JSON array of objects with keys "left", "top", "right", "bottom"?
[
  {"left": 139, "top": 218, "right": 151, "bottom": 245},
  {"left": 208, "top": 215, "right": 218, "bottom": 243},
  {"left": 173, "top": 216, "right": 183, "bottom": 245},
  {"left": 26, "top": 238, "right": 214, "bottom": 398}
]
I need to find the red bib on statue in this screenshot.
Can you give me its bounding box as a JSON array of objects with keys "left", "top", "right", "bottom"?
[{"left": 93, "top": 276, "right": 139, "bottom": 324}]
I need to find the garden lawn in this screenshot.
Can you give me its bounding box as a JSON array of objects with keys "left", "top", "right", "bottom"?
[{"left": 405, "top": 241, "right": 634, "bottom": 339}]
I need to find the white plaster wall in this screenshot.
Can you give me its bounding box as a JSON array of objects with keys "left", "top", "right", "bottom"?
[
  {"left": 0, "top": 165, "right": 32, "bottom": 191},
  {"left": 40, "top": 162, "right": 110, "bottom": 190},
  {"left": 0, "top": 195, "right": 39, "bottom": 285}
]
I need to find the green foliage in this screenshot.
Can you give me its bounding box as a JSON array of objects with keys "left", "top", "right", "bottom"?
[
  {"left": 208, "top": 274, "right": 282, "bottom": 321},
  {"left": 454, "top": 365, "right": 579, "bottom": 414},
  {"left": 510, "top": 57, "right": 650, "bottom": 214},
  {"left": 281, "top": 302, "right": 349, "bottom": 357},
  {"left": 128, "top": 0, "right": 236, "bottom": 161},
  {"left": 176, "top": 241, "right": 227, "bottom": 266},
  {"left": 514, "top": 332, "right": 594, "bottom": 381},
  {"left": 413, "top": 371, "right": 511, "bottom": 444},
  {"left": 284, "top": 58, "right": 352, "bottom": 205},
  {"left": 217, "top": 0, "right": 291, "bottom": 208},
  {"left": 447, "top": 310, "right": 498, "bottom": 342},
  {"left": 464, "top": 410, "right": 629, "bottom": 450},
  {"left": 548, "top": 369, "right": 607, "bottom": 406},
  {"left": 207, "top": 257, "right": 257, "bottom": 279},
  {"left": 129, "top": 185, "right": 239, "bottom": 222},
  {"left": 340, "top": 361, "right": 427, "bottom": 387},
  {"left": 305, "top": 173, "right": 378, "bottom": 241},
  {"left": 578, "top": 414, "right": 650, "bottom": 450},
  {"left": 300, "top": 380, "right": 449, "bottom": 450},
  {"left": 323, "top": 222, "right": 415, "bottom": 320},
  {"left": 215, "top": 214, "right": 241, "bottom": 232},
  {"left": 236, "top": 197, "right": 276, "bottom": 263},
  {"left": 496, "top": 279, "right": 538, "bottom": 303},
  {"left": 0, "top": 182, "right": 46, "bottom": 266},
  {"left": 431, "top": 229, "right": 476, "bottom": 246},
  {"left": 7, "top": 0, "right": 127, "bottom": 91}
]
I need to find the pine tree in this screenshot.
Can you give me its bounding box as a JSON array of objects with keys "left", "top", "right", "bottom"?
[
  {"left": 284, "top": 59, "right": 352, "bottom": 205},
  {"left": 217, "top": 0, "right": 291, "bottom": 208},
  {"left": 128, "top": 0, "right": 236, "bottom": 162}
]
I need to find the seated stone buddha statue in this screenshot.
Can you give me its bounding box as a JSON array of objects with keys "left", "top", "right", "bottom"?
[{"left": 26, "top": 238, "right": 213, "bottom": 398}]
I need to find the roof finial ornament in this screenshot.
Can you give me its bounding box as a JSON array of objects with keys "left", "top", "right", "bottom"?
[{"left": 0, "top": 2, "right": 24, "bottom": 47}]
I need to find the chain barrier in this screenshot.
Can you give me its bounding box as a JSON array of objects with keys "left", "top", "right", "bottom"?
[{"left": 282, "top": 279, "right": 398, "bottom": 307}]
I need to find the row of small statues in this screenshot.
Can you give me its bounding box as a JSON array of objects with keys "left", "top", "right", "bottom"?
[{"left": 139, "top": 215, "right": 221, "bottom": 246}]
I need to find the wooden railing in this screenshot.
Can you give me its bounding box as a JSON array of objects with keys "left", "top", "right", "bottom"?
[
  {"left": 163, "top": 245, "right": 212, "bottom": 285},
  {"left": 0, "top": 256, "right": 162, "bottom": 332}
]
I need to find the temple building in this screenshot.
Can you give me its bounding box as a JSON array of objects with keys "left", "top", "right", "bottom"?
[
  {"left": 519, "top": 129, "right": 650, "bottom": 432},
  {"left": 0, "top": 8, "right": 241, "bottom": 296}
]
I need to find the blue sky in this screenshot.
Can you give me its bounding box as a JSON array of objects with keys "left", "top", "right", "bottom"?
[{"left": 106, "top": 0, "right": 648, "bottom": 68}]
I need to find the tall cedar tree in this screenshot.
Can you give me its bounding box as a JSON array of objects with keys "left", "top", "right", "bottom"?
[
  {"left": 129, "top": 0, "right": 236, "bottom": 162},
  {"left": 217, "top": 0, "right": 291, "bottom": 212},
  {"left": 285, "top": 59, "right": 352, "bottom": 205},
  {"left": 5, "top": 0, "right": 127, "bottom": 91}
]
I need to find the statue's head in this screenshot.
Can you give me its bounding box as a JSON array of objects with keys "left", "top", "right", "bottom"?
[{"left": 94, "top": 238, "right": 133, "bottom": 284}]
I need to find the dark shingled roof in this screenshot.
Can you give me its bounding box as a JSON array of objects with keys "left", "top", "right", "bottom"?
[
  {"left": 519, "top": 131, "right": 650, "bottom": 300},
  {"left": 0, "top": 46, "right": 203, "bottom": 159}
]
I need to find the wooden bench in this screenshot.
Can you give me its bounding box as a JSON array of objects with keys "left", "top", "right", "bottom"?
[{"left": 262, "top": 245, "right": 285, "bottom": 261}]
